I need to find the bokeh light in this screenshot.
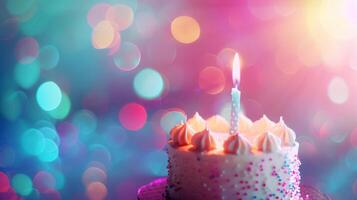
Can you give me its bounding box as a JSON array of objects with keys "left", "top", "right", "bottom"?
[
  {"left": 50, "top": 170, "right": 65, "bottom": 190},
  {"left": 38, "top": 139, "right": 59, "bottom": 162},
  {"left": 119, "top": 103, "right": 147, "bottom": 131},
  {"left": 160, "top": 109, "right": 186, "bottom": 134},
  {"left": 135, "top": 9, "right": 159, "bottom": 38},
  {"left": 33, "top": 171, "right": 56, "bottom": 193},
  {"left": 87, "top": 161, "right": 107, "bottom": 173},
  {"left": 329, "top": 131, "right": 348, "bottom": 144},
  {"left": 133, "top": 68, "right": 164, "bottom": 100},
  {"left": 105, "top": 4, "right": 134, "bottom": 31},
  {"left": 36, "top": 81, "right": 62, "bottom": 111},
  {"left": 14, "top": 61, "right": 40, "bottom": 89},
  {"left": 73, "top": 109, "right": 97, "bottom": 136},
  {"left": 11, "top": 174, "right": 33, "bottom": 196},
  {"left": 171, "top": 16, "right": 200, "bottom": 44},
  {"left": 48, "top": 92, "right": 71, "bottom": 120},
  {"left": 92, "top": 20, "right": 116, "bottom": 49},
  {"left": 21, "top": 128, "right": 45, "bottom": 156},
  {"left": 38, "top": 45, "right": 60, "bottom": 70},
  {"left": 15, "top": 37, "right": 39, "bottom": 64},
  {"left": 113, "top": 42, "right": 141, "bottom": 71},
  {"left": 217, "top": 48, "right": 237, "bottom": 69},
  {"left": 327, "top": 76, "right": 349, "bottom": 104},
  {"left": 89, "top": 144, "right": 112, "bottom": 167},
  {"left": 86, "top": 181, "right": 107, "bottom": 200},
  {"left": 199, "top": 66, "right": 226, "bottom": 95},
  {"left": 108, "top": 32, "right": 121, "bottom": 55},
  {"left": 39, "top": 127, "right": 60, "bottom": 145},
  {"left": 57, "top": 121, "right": 79, "bottom": 148},
  {"left": 82, "top": 167, "right": 107, "bottom": 186},
  {"left": 87, "top": 3, "right": 111, "bottom": 28},
  {"left": 0, "top": 172, "right": 10, "bottom": 193}
]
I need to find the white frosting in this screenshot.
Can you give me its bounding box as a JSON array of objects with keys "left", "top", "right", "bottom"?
[
  {"left": 187, "top": 112, "right": 206, "bottom": 133},
  {"left": 252, "top": 115, "right": 275, "bottom": 135},
  {"left": 170, "top": 114, "right": 296, "bottom": 152},
  {"left": 237, "top": 114, "right": 253, "bottom": 134},
  {"left": 272, "top": 117, "right": 296, "bottom": 147},
  {"left": 223, "top": 134, "right": 252, "bottom": 154},
  {"left": 169, "top": 122, "right": 194, "bottom": 146},
  {"left": 206, "top": 115, "right": 230, "bottom": 133},
  {"left": 191, "top": 128, "right": 216, "bottom": 151},
  {"left": 255, "top": 131, "right": 282, "bottom": 153}
]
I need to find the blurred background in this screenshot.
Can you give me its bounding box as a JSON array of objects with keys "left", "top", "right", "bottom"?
[{"left": 0, "top": 0, "right": 357, "bottom": 199}]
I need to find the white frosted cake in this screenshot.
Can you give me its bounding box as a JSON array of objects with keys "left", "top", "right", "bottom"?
[{"left": 166, "top": 113, "right": 301, "bottom": 200}]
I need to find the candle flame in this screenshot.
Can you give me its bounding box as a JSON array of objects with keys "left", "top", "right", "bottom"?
[{"left": 232, "top": 53, "right": 240, "bottom": 86}]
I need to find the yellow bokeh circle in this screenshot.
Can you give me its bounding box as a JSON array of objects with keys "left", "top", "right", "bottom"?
[
  {"left": 92, "top": 20, "right": 115, "bottom": 49},
  {"left": 171, "top": 16, "right": 200, "bottom": 44}
]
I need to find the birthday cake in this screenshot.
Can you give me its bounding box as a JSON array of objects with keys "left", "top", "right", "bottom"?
[{"left": 166, "top": 113, "right": 301, "bottom": 200}]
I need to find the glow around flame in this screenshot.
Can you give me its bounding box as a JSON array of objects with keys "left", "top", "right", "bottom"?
[{"left": 232, "top": 53, "right": 240, "bottom": 86}]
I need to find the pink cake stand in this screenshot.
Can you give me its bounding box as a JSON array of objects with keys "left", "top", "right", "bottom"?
[{"left": 137, "top": 178, "right": 331, "bottom": 200}]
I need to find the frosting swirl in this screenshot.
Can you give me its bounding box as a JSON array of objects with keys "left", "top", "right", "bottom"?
[
  {"left": 252, "top": 115, "right": 275, "bottom": 135},
  {"left": 255, "top": 131, "right": 282, "bottom": 153},
  {"left": 187, "top": 112, "right": 206, "bottom": 133},
  {"left": 272, "top": 117, "right": 296, "bottom": 146},
  {"left": 223, "top": 134, "right": 252, "bottom": 154},
  {"left": 169, "top": 122, "right": 194, "bottom": 146},
  {"left": 206, "top": 115, "right": 230, "bottom": 133},
  {"left": 191, "top": 128, "right": 216, "bottom": 151}
]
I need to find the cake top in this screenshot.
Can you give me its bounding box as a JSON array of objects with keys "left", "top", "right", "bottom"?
[{"left": 169, "top": 113, "right": 297, "bottom": 155}]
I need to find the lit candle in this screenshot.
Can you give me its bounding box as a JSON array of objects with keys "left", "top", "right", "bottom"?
[{"left": 230, "top": 53, "right": 241, "bottom": 135}]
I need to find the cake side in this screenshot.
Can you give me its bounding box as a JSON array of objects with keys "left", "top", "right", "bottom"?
[
  {"left": 166, "top": 113, "right": 302, "bottom": 200},
  {"left": 167, "top": 144, "right": 301, "bottom": 200}
]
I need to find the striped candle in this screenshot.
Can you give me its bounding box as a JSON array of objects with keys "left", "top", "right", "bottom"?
[{"left": 230, "top": 53, "right": 241, "bottom": 135}]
